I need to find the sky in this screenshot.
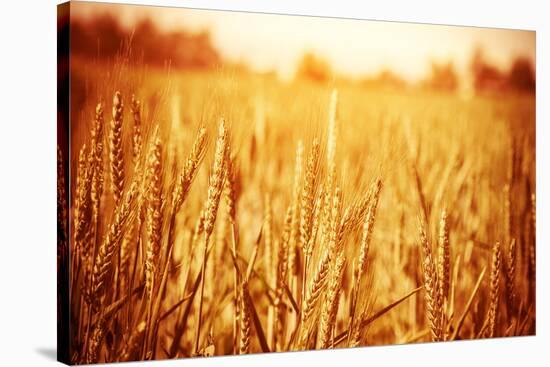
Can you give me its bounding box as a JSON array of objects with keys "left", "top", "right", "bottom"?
[{"left": 72, "top": 1, "right": 536, "bottom": 82}]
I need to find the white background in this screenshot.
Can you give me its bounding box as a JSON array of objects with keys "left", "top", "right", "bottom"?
[{"left": 0, "top": 0, "right": 547, "bottom": 365}]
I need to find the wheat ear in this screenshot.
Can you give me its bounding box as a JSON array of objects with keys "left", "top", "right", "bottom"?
[
  {"left": 239, "top": 281, "right": 252, "bottom": 354},
  {"left": 300, "top": 139, "right": 320, "bottom": 255},
  {"left": 357, "top": 179, "right": 382, "bottom": 278},
  {"left": 203, "top": 119, "right": 228, "bottom": 238},
  {"left": 130, "top": 95, "right": 142, "bottom": 165},
  {"left": 349, "top": 180, "right": 381, "bottom": 341},
  {"left": 319, "top": 253, "right": 345, "bottom": 349},
  {"left": 195, "top": 119, "right": 228, "bottom": 353},
  {"left": 505, "top": 238, "right": 516, "bottom": 309},
  {"left": 86, "top": 315, "right": 106, "bottom": 364},
  {"left": 437, "top": 208, "right": 450, "bottom": 339},
  {"left": 301, "top": 249, "right": 331, "bottom": 336},
  {"left": 74, "top": 145, "right": 92, "bottom": 258},
  {"left": 419, "top": 221, "right": 442, "bottom": 341},
  {"left": 487, "top": 241, "right": 501, "bottom": 338},
  {"left": 437, "top": 209, "right": 450, "bottom": 302},
  {"left": 90, "top": 104, "right": 105, "bottom": 231},
  {"left": 109, "top": 91, "right": 125, "bottom": 206},
  {"left": 89, "top": 182, "right": 138, "bottom": 305},
  {"left": 57, "top": 146, "right": 68, "bottom": 244},
  {"left": 144, "top": 133, "right": 163, "bottom": 301},
  {"left": 172, "top": 126, "right": 208, "bottom": 212}
]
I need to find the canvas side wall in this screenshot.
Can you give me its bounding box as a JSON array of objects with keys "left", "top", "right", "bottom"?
[{"left": 57, "top": 1, "right": 71, "bottom": 365}]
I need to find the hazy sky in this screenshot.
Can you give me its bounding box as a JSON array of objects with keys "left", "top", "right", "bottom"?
[{"left": 72, "top": 1, "right": 535, "bottom": 81}]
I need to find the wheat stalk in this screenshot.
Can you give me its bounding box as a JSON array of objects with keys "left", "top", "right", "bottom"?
[
  {"left": 224, "top": 151, "right": 241, "bottom": 354},
  {"left": 326, "top": 89, "right": 338, "bottom": 195},
  {"left": 503, "top": 184, "right": 512, "bottom": 247},
  {"left": 289, "top": 140, "right": 304, "bottom": 280},
  {"left": 264, "top": 194, "right": 274, "bottom": 286}
]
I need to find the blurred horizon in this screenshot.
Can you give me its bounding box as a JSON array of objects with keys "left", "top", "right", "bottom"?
[{"left": 71, "top": 1, "right": 535, "bottom": 92}]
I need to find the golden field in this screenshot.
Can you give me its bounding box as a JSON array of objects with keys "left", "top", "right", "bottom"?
[{"left": 59, "top": 58, "right": 535, "bottom": 364}]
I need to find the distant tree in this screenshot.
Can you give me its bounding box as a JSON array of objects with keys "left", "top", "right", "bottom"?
[
  {"left": 70, "top": 15, "right": 221, "bottom": 69},
  {"left": 295, "top": 52, "right": 332, "bottom": 83},
  {"left": 71, "top": 13, "right": 126, "bottom": 58},
  {"left": 470, "top": 47, "right": 506, "bottom": 93},
  {"left": 508, "top": 57, "right": 535, "bottom": 92},
  {"left": 425, "top": 61, "right": 458, "bottom": 92},
  {"left": 469, "top": 48, "right": 535, "bottom": 94}
]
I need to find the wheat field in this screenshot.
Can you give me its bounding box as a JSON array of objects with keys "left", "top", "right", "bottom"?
[{"left": 58, "top": 56, "right": 535, "bottom": 364}]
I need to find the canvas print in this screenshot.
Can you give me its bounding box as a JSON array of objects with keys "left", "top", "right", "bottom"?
[{"left": 57, "top": 1, "right": 536, "bottom": 364}]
